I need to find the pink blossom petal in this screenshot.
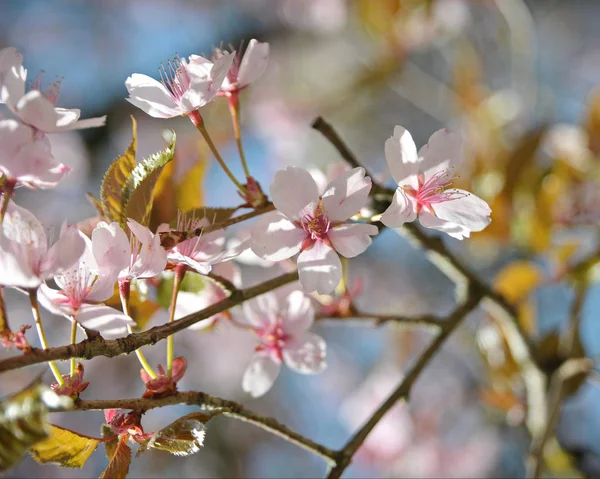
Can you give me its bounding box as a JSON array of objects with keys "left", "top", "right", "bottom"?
[
  {"left": 0, "top": 233, "right": 37, "bottom": 288},
  {"left": 428, "top": 190, "right": 491, "bottom": 239},
  {"left": 418, "top": 128, "right": 463, "bottom": 179},
  {"left": 322, "top": 167, "right": 372, "bottom": 222},
  {"left": 242, "top": 353, "right": 281, "bottom": 398},
  {"left": 328, "top": 223, "right": 378, "bottom": 258},
  {"left": 385, "top": 125, "right": 419, "bottom": 188},
  {"left": 61, "top": 115, "right": 106, "bottom": 131},
  {"left": 281, "top": 290, "right": 314, "bottom": 336},
  {"left": 76, "top": 303, "right": 133, "bottom": 337},
  {"left": 237, "top": 40, "right": 269, "bottom": 88},
  {"left": 380, "top": 188, "right": 417, "bottom": 227},
  {"left": 125, "top": 73, "right": 181, "bottom": 118},
  {"left": 270, "top": 167, "right": 320, "bottom": 220},
  {"left": 209, "top": 51, "right": 237, "bottom": 91},
  {"left": 40, "top": 225, "right": 85, "bottom": 278},
  {"left": 0, "top": 47, "right": 26, "bottom": 104},
  {"left": 92, "top": 221, "right": 130, "bottom": 274},
  {"left": 85, "top": 271, "right": 118, "bottom": 303},
  {"left": 167, "top": 251, "right": 211, "bottom": 274},
  {"left": 242, "top": 292, "right": 279, "bottom": 329},
  {"left": 54, "top": 108, "right": 80, "bottom": 129},
  {"left": 15, "top": 90, "right": 58, "bottom": 132},
  {"left": 37, "top": 284, "right": 74, "bottom": 317},
  {"left": 297, "top": 241, "right": 342, "bottom": 294},
  {"left": 250, "top": 212, "right": 305, "bottom": 261},
  {"left": 418, "top": 209, "right": 471, "bottom": 240},
  {"left": 283, "top": 332, "right": 326, "bottom": 374}
]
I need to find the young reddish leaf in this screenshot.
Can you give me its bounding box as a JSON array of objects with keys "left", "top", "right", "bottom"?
[
  {"left": 29, "top": 425, "right": 100, "bottom": 468},
  {"left": 101, "top": 116, "right": 138, "bottom": 225},
  {"left": 99, "top": 435, "right": 131, "bottom": 479},
  {"left": 137, "top": 412, "right": 219, "bottom": 457},
  {"left": 121, "top": 132, "right": 176, "bottom": 227}
]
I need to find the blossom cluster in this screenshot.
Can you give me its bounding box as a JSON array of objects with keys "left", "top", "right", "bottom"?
[{"left": 0, "top": 39, "right": 491, "bottom": 401}]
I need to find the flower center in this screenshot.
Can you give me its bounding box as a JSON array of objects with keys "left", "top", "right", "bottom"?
[
  {"left": 30, "top": 72, "right": 61, "bottom": 104},
  {"left": 56, "top": 263, "right": 95, "bottom": 309},
  {"left": 255, "top": 317, "right": 289, "bottom": 362},
  {"left": 405, "top": 169, "right": 466, "bottom": 210},
  {"left": 300, "top": 203, "right": 330, "bottom": 242},
  {"left": 159, "top": 57, "right": 191, "bottom": 102}
]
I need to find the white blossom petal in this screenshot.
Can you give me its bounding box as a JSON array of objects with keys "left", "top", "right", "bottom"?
[
  {"left": 270, "top": 167, "right": 320, "bottom": 220},
  {"left": 242, "top": 353, "right": 281, "bottom": 398},
  {"left": 76, "top": 303, "right": 133, "bottom": 337},
  {"left": 322, "top": 167, "right": 372, "bottom": 222},
  {"left": 15, "top": 90, "right": 58, "bottom": 132},
  {"left": 242, "top": 292, "right": 280, "bottom": 329},
  {"left": 250, "top": 212, "right": 304, "bottom": 261},
  {"left": 428, "top": 190, "right": 491, "bottom": 239},
  {"left": 385, "top": 125, "right": 419, "bottom": 188},
  {"left": 418, "top": 128, "right": 463, "bottom": 179},
  {"left": 328, "top": 223, "right": 378, "bottom": 258},
  {"left": 281, "top": 290, "right": 314, "bottom": 336},
  {"left": 380, "top": 189, "right": 417, "bottom": 228},
  {"left": 237, "top": 40, "right": 269, "bottom": 88},
  {"left": 39, "top": 225, "right": 85, "bottom": 278},
  {"left": 125, "top": 73, "right": 181, "bottom": 118},
  {"left": 0, "top": 47, "right": 26, "bottom": 104},
  {"left": 297, "top": 241, "right": 342, "bottom": 294},
  {"left": 283, "top": 332, "right": 327, "bottom": 374}
]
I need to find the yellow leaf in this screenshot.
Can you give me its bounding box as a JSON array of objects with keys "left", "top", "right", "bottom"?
[
  {"left": 149, "top": 160, "right": 176, "bottom": 231},
  {"left": 99, "top": 435, "right": 131, "bottom": 479},
  {"left": 29, "top": 425, "right": 99, "bottom": 468},
  {"left": 495, "top": 261, "right": 543, "bottom": 303},
  {"left": 584, "top": 87, "right": 600, "bottom": 156},
  {"left": 176, "top": 151, "right": 207, "bottom": 212},
  {"left": 0, "top": 383, "right": 72, "bottom": 472},
  {"left": 357, "top": 0, "right": 401, "bottom": 36},
  {"left": 121, "top": 132, "right": 176, "bottom": 227},
  {"left": 494, "top": 261, "right": 543, "bottom": 335},
  {"left": 101, "top": 116, "right": 137, "bottom": 224}
]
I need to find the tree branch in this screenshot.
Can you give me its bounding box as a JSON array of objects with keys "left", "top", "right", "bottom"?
[
  {"left": 317, "top": 312, "right": 442, "bottom": 327},
  {"left": 0, "top": 271, "right": 299, "bottom": 373},
  {"left": 326, "top": 284, "right": 485, "bottom": 478},
  {"left": 76, "top": 390, "right": 338, "bottom": 463}
]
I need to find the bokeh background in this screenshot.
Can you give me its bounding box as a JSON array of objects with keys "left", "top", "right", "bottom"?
[{"left": 2, "top": 0, "right": 600, "bottom": 477}]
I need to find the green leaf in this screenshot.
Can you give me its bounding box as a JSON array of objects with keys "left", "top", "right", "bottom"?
[
  {"left": 99, "top": 435, "right": 131, "bottom": 479},
  {"left": 137, "top": 412, "right": 217, "bottom": 457},
  {"left": 101, "top": 116, "right": 138, "bottom": 224},
  {"left": 121, "top": 132, "right": 176, "bottom": 226},
  {"left": 0, "top": 383, "right": 72, "bottom": 472},
  {"left": 101, "top": 424, "right": 118, "bottom": 461},
  {"left": 29, "top": 425, "right": 99, "bottom": 468}
]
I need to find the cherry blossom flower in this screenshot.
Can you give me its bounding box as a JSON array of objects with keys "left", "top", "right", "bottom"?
[
  {"left": 216, "top": 39, "right": 269, "bottom": 97},
  {"left": 381, "top": 126, "right": 491, "bottom": 239},
  {"left": 92, "top": 219, "right": 167, "bottom": 282},
  {"left": 0, "top": 202, "right": 85, "bottom": 289},
  {"left": 140, "top": 356, "right": 187, "bottom": 398},
  {"left": 239, "top": 290, "right": 326, "bottom": 398},
  {"left": 0, "top": 119, "right": 70, "bottom": 188},
  {"left": 251, "top": 166, "right": 378, "bottom": 294},
  {"left": 125, "top": 51, "right": 235, "bottom": 119},
  {"left": 37, "top": 231, "right": 133, "bottom": 337},
  {"left": 0, "top": 47, "right": 106, "bottom": 133},
  {"left": 161, "top": 216, "right": 246, "bottom": 275}
]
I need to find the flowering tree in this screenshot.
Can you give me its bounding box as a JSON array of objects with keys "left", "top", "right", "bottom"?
[{"left": 0, "top": 2, "right": 597, "bottom": 477}]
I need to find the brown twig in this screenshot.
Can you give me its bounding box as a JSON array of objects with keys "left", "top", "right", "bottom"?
[
  {"left": 0, "top": 271, "right": 299, "bottom": 373},
  {"left": 326, "top": 284, "right": 485, "bottom": 478},
  {"left": 76, "top": 390, "right": 337, "bottom": 463},
  {"left": 317, "top": 312, "right": 442, "bottom": 327}
]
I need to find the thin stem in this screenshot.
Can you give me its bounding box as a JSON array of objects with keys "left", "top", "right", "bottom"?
[
  {"left": 228, "top": 94, "right": 251, "bottom": 178},
  {"left": 0, "top": 177, "right": 16, "bottom": 225},
  {"left": 167, "top": 265, "right": 186, "bottom": 377},
  {"left": 189, "top": 111, "right": 246, "bottom": 193},
  {"left": 0, "top": 287, "right": 9, "bottom": 333},
  {"left": 28, "top": 289, "right": 64, "bottom": 385},
  {"left": 119, "top": 280, "right": 157, "bottom": 379},
  {"left": 69, "top": 318, "right": 77, "bottom": 377}
]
